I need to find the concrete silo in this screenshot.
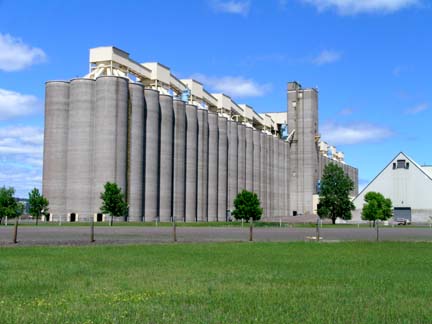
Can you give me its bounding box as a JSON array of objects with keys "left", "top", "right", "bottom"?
[
  {"left": 207, "top": 112, "right": 218, "bottom": 221},
  {"left": 197, "top": 109, "right": 209, "bottom": 222},
  {"left": 43, "top": 81, "right": 70, "bottom": 221},
  {"left": 227, "top": 120, "right": 238, "bottom": 211},
  {"left": 92, "top": 76, "right": 128, "bottom": 219},
  {"left": 127, "top": 83, "right": 145, "bottom": 221},
  {"left": 185, "top": 104, "right": 198, "bottom": 222},
  {"left": 252, "top": 130, "right": 260, "bottom": 195},
  {"left": 237, "top": 124, "right": 246, "bottom": 191},
  {"left": 272, "top": 137, "right": 279, "bottom": 218},
  {"left": 245, "top": 127, "right": 253, "bottom": 191},
  {"left": 159, "top": 95, "right": 174, "bottom": 222},
  {"left": 278, "top": 140, "right": 285, "bottom": 217},
  {"left": 217, "top": 116, "right": 228, "bottom": 221},
  {"left": 143, "top": 89, "right": 160, "bottom": 222},
  {"left": 259, "top": 132, "right": 268, "bottom": 217},
  {"left": 66, "top": 78, "right": 95, "bottom": 221},
  {"left": 266, "top": 135, "right": 273, "bottom": 218},
  {"left": 173, "top": 99, "right": 186, "bottom": 222}
]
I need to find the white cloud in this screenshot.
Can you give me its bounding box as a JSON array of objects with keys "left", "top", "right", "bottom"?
[
  {"left": 405, "top": 103, "right": 429, "bottom": 115},
  {"left": 321, "top": 122, "right": 393, "bottom": 145},
  {"left": 190, "top": 73, "right": 272, "bottom": 98},
  {"left": 312, "top": 50, "right": 342, "bottom": 65},
  {"left": 0, "top": 33, "right": 46, "bottom": 71},
  {"left": 0, "top": 88, "right": 41, "bottom": 120},
  {"left": 302, "top": 0, "right": 419, "bottom": 15},
  {"left": 0, "top": 126, "right": 43, "bottom": 197},
  {"left": 0, "top": 126, "right": 43, "bottom": 155},
  {"left": 210, "top": 0, "right": 251, "bottom": 16}
]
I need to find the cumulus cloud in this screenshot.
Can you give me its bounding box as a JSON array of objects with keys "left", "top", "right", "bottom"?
[
  {"left": 321, "top": 122, "right": 393, "bottom": 145},
  {"left": 0, "top": 33, "right": 46, "bottom": 71},
  {"left": 191, "top": 73, "right": 272, "bottom": 98},
  {"left": 302, "top": 0, "right": 419, "bottom": 15},
  {"left": 405, "top": 103, "right": 429, "bottom": 115},
  {"left": 0, "top": 126, "right": 43, "bottom": 155},
  {"left": 209, "top": 0, "right": 251, "bottom": 16},
  {"left": 0, "top": 125, "right": 43, "bottom": 197},
  {"left": 312, "top": 50, "right": 342, "bottom": 65},
  {"left": 0, "top": 88, "right": 41, "bottom": 120}
]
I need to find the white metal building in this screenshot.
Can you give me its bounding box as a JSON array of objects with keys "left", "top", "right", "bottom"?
[{"left": 352, "top": 152, "right": 432, "bottom": 223}]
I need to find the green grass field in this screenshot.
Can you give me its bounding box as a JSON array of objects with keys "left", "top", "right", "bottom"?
[{"left": 1, "top": 242, "right": 432, "bottom": 323}]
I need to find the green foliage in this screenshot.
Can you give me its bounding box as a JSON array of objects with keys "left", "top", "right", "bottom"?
[
  {"left": 232, "top": 190, "right": 263, "bottom": 221},
  {"left": 28, "top": 188, "right": 49, "bottom": 225},
  {"left": 318, "top": 163, "right": 355, "bottom": 224},
  {"left": 362, "top": 191, "right": 393, "bottom": 222},
  {"left": 0, "top": 186, "right": 23, "bottom": 221},
  {"left": 100, "top": 182, "right": 128, "bottom": 225}
]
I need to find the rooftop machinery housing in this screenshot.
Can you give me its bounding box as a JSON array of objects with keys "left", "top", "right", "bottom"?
[{"left": 42, "top": 46, "right": 358, "bottom": 222}]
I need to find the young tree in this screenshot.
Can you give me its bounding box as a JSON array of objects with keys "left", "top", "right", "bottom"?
[
  {"left": 232, "top": 190, "right": 263, "bottom": 221},
  {"left": 100, "top": 182, "right": 128, "bottom": 226},
  {"left": 318, "top": 163, "right": 355, "bottom": 224},
  {"left": 28, "top": 188, "right": 49, "bottom": 225},
  {"left": 361, "top": 191, "right": 393, "bottom": 225},
  {"left": 0, "top": 186, "right": 24, "bottom": 224}
]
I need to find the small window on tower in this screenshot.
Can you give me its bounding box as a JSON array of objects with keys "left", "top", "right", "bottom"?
[{"left": 396, "top": 160, "right": 406, "bottom": 169}]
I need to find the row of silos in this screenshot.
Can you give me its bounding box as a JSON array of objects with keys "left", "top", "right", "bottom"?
[{"left": 43, "top": 76, "right": 291, "bottom": 222}]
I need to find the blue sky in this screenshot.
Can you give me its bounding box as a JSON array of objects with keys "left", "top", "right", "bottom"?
[{"left": 0, "top": 0, "right": 431, "bottom": 197}]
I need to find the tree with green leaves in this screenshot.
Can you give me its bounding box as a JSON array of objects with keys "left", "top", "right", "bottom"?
[
  {"left": 28, "top": 188, "right": 49, "bottom": 225},
  {"left": 318, "top": 163, "right": 355, "bottom": 224},
  {"left": 232, "top": 190, "right": 263, "bottom": 221},
  {"left": 100, "top": 182, "right": 128, "bottom": 226},
  {"left": 361, "top": 191, "right": 393, "bottom": 225},
  {"left": 0, "top": 186, "right": 24, "bottom": 224}
]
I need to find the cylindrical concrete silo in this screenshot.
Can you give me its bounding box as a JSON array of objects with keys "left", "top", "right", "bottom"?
[
  {"left": 227, "top": 120, "right": 238, "bottom": 211},
  {"left": 278, "top": 140, "right": 285, "bottom": 217},
  {"left": 237, "top": 124, "right": 246, "bottom": 191},
  {"left": 66, "top": 78, "right": 95, "bottom": 221},
  {"left": 92, "top": 76, "right": 128, "bottom": 220},
  {"left": 185, "top": 104, "right": 198, "bottom": 222},
  {"left": 173, "top": 99, "right": 186, "bottom": 222},
  {"left": 143, "top": 89, "right": 160, "bottom": 222},
  {"left": 245, "top": 127, "right": 253, "bottom": 191},
  {"left": 217, "top": 116, "right": 228, "bottom": 221},
  {"left": 207, "top": 112, "right": 218, "bottom": 221},
  {"left": 259, "top": 132, "right": 267, "bottom": 217},
  {"left": 43, "top": 81, "right": 70, "bottom": 222},
  {"left": 272, "top": 137, "right": 280, "bottom": 218},
  {"left": 266, "top": 135, "right": 273, "bottom": 218},
  {"left": 159, "top": 95, "right": 174, "bottom": 222},
  {"left": 128, "top": 83, "right": 145, "bottom": 221},
  {"left": 197, "top": 109, "right": 209, "bottom": 222},
  {"left": 282, "top": 141, "right": 290, "bottom": 216},
  {"left": 252, "top": 130, "right": 260, "bottom": 195}
]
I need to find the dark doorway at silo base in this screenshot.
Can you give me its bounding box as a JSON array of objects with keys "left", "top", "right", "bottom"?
[
  {"left": 70, "top": 213, "right": 76, "bottom": 222},
  {"left": 96, "top": 213, "right": 103, "bottom": 222}
]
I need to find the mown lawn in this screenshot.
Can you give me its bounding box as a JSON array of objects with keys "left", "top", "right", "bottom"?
[{"left": 1, "top": 242, "right": 431, "bottom": 323}]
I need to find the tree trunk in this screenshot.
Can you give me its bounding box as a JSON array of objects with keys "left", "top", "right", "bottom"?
[
  {"left": 332, "top": 217, "right": 336, "bottom": 225},
  {"left": 110, "top": 215, "right": 113, "bottom": 226},
  {"left": 36, "top": 215, "right": 39, "bottom": 226}
]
